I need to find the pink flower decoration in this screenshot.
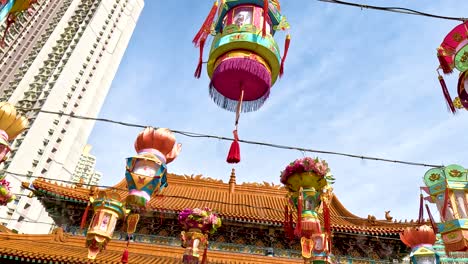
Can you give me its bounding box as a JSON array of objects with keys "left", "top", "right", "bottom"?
[{"left": 280, "top": 157, "right": 330, "bottom": 184}]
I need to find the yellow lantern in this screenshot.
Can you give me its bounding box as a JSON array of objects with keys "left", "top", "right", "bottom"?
[{"left": 0, "top": 102, "right": 28, "bottom": 162}]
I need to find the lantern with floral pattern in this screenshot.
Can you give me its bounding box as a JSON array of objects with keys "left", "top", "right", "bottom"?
[{"left": 280, "top": 157, "right": 335, "bottom": 263}]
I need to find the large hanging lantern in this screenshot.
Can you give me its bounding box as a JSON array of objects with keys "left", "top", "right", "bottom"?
[
  {"left": 178, "top": 207, "right": 222, "bottom": 264},
  {"left": 436, "top": 21, "right": 468, "bottom": 113},
  {"left": 1, "top": 0, "right": 37, "bottom": 47},
  {"left": 193, "top": 0, "right": 290, "bottom": 164},
  {"left": 280, "top": 157, "right": 335, "bottom": 263},
  {"left": 125, "top": 127, "right": 182, "bottom": 210},
  {"left": 422, "top": 164, "right": 468, "bottom": 252},
  {"left": 85, "top": 191, "right": 125, "bottom": 260},
  {"left": 122, "top": 126, "right": 181, "bottom": 263}
]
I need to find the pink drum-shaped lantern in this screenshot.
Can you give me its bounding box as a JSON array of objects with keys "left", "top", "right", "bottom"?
[{"left": 192, "top": 0, "right": 290, "bottom": 164}]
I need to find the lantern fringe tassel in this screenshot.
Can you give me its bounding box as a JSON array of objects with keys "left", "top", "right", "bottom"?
[
  {"left": 201, "top": 243, "right": 208, "bottom": 264},
  {"left": 262, "top": 0, "right": 268, "bottom": 37},
  {"left": 209, "top": 58, "right": 271, "bottom": 112},
  {"left": 425, "top": 204, "right": 439, "bottom": 233},
  {"left": 121, "top": 248, "right": 129, "bottom": 263},
  {"left": 192, "top": 1, "right": 218, "bottom": 47},
  {"left": 80, "top": 201, "right": 91, "bottom": 229},
  {"left": 279, "top": 34, "right": 291, "bottom": 77},
  {"left": 1, "top": 14, "right": 15, "bottom": 48},
  {"left": 208, "top": 85, "right": 270, "bottom": 113},
  {"left": 438, "top": 73, "right": 456, "bottom": 114},
  {"left": 294, "top": 188, "right": 303, "bottom": 237},
  {"left": 121, "top": 239, "right": 130, "bottom": 264},
  {"left": 194, "top": 38, "right": 206, "bottom": 79}
]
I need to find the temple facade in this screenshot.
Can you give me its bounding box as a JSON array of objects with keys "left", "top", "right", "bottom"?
[{"left": 6, "top": 170, "right": 427, "bottom": 263}]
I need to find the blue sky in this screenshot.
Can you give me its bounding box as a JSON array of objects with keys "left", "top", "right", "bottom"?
[{"left": 88, "top": 0, "right": 468, "bottom": 221}]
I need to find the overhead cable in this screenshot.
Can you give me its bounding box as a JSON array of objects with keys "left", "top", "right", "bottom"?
[{"left": 15, "top": 107, "right": 445, "bottom": 168}]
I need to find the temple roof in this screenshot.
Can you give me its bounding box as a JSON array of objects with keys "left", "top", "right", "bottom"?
[
  {"left": 26, "top": 173, "right": 419, "bottom": 235},
  {"left": 0, "top": 227, "right": 300, "bottom": 264}
]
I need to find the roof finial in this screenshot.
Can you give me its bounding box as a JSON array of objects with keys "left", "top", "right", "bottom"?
[{"left": 229, "top": 168, "right": 236, "bottom": 193}]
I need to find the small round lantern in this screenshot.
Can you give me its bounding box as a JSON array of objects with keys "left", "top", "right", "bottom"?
[
  {"left": 178, "top": 207, "right": 222, "bottom": 264},
  {"left": 0, "top": 102, "right": 28, "bottom": 163},
  {"left": 86, "top": 191, "right": 125, "bottom": 260},
  {"left": 400, "top": 225, "right": 440, "bottom": 264},
  {"left": 125, "top": 127, "right": 181, "bottom": 210},
  {"left": 280, "top": 157, "right": 335, "bottom": 263}
]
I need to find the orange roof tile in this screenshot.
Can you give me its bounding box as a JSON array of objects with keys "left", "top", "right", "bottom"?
[
  {"left": 0, "top": 228, "right": 302, "bottom": 264},
  {"left": 28, "top": 174, "right": 418, "bottom": 235}
]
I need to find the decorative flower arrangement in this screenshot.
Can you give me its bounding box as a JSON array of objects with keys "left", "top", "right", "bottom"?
[
  {"left": 178, "top": 207, "right": 222, "bottom": 234},
  {"left": 0, "top": 178, "right": 15, "bottom": 206},
  {"left": 280, "top": 157, "right": 335, "bottom": 184}
]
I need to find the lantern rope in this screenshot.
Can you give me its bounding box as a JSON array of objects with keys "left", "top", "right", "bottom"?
[
  {"left": 13, "top": 107, "right": 444, "bottom": 168},
  {"left": 318, "top": 0, "right": 467, "bottom": 22}
]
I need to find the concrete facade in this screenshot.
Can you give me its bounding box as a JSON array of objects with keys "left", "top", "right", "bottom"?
[
  {"left": 0, "top": 0, "right": 144, "bottom": 234},
  {"left": 71, "top": 144, "right": 102, "bottom": 186}
]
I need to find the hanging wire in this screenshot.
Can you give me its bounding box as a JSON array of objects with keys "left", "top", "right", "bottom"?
[
  {"left": 317, "top": 0, "right": 467, "bottom": 22},
  {"left": 4, "top": 171, "right": 428, "bottom": 226},
  {"left": 14, "top": 107, "right": 444, "bottom": 168}
]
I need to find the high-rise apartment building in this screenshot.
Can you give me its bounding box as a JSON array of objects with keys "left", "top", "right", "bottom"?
[
  {"left": 0, "top": 0, "right": 144, "bottom": 234},
  {"left": 71, "top": 144, "right": 102, "bottom": 186}
]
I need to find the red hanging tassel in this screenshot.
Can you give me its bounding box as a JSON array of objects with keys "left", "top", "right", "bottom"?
[
  {"left": 438, "top": 74, "right": 456, "bottom": 114},
  {"left": 418, "top": 193, "right": 424, "bottom": 224},
  {"left": 193, "top": 1, "right": 218, "bottom": 47},
  {"left": 294, "top": 188, "right": 303, "bottom": 237},
  {"left": 1, "top": 14, "right": 16, "bottom": 48},
  {"left": 262, "top": 0, "right": 268, "bottom": 37},
  {"left": 438, "top": 53, "right": 453, "bottom": 74},
  {"left": 226, "top": 130, "right": 240, "bottom": 163},
  {"left": 425, "top": 204, "right": 439, "bottom": 233},
  {"left": 80, "top": 201, "right": 91, "bottom": 229},
  {"left": 279, "top": 34, "right": 291, "bottom": 78},
  {"left": 194, "top": 38, "right": 205, "bottom": 78},
  {"left": 441, "top": 186, "right": 450, "bottom": 221},
  {"left": 121, "top": 248, "right": 129, "bottom": 263},
  {"left": 288, "top": 212, "right": 294, "bottom": 240},
  {"left": 284, "top": 205, "right": 289, "bottom": 234},
  {"left": 201, "top": 242, "right": 208, "bottom": 264}
]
